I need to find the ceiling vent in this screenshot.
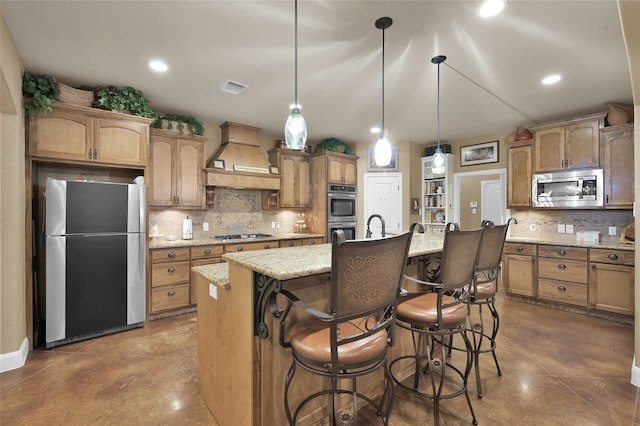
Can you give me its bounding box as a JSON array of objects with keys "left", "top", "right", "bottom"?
[{"left": 218, "top": 79, "right": 249, "bottom": 95}]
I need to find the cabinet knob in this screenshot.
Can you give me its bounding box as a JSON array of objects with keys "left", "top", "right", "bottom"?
[
  {"left": 168, "top": 252, "right": 176, "bottom": 258},
  {"left": 608, "top": 253, "right": 618, "bottom": 260},
  {"left": 310, "top": 240, "right": 316, "bottom": 245},
  {"left": 237, "top": 247, "right": 243, "bottom": 252},
  {"left": 167, "top": 290, "right": 176, "bottom": 297},
  {"left": 557, "top": 285, "right": 567, "bottom": 292},
  {"left": 204, "top": 249, "right": 212, "bottom": 255},
  {"left": 558, "top": 249, "right": 566, "bottom": 255},
  {"left": 557, "top": 264, "right": 567, "bottom": 270},
  {"left": 288, "top": 242, "right": 295, "bottom": 247},
  {"left": 264, "top": 244, "right": 270, "bottom": 249},
  {"left": 168, "top": 267, "right": 176, "bottom": 273},
  {"left": 516, "top": 246, "right": 524, "bottom": 251}
]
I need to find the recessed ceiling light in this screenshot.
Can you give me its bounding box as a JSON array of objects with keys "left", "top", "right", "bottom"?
[
  {"left": 149, "top": 60, "right": 168, "bottom": 72},
  {"left": 370, "top": 127, "right": 380, "bottom": 134},
  {"left": 479, "top": 0, "right": 504, "bottom": 17},
  {"left": 542, "top": 74, "right": 562, "bottom": 85}
]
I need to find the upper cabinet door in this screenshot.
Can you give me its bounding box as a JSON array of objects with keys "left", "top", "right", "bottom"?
[
  {"left": 601, "top": 124, "right": 634, "bottom": 208},
  {"left": 507, "top": 143, "right": 532, "bottom": 207},
  {"left": 94, "top": 118, "right": 148, "bottom": 166},
  {"left": 565, "top": 120, "right": 600, "bottom": 169},
  {"left": 29, "top": 108, "right": 94, "bottom": 161},
  {"left": 534, "top": 127, "right": 565, "bottom": 172},
  {"left": 175, "top": 139, "right": 204, "bottom": 208},
  {"left": 149, "top": 135, "right": 176, "bottom": 207}
]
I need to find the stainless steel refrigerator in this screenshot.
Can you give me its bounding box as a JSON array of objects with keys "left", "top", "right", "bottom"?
[{"left": 42, "top": 178, "right": 146, "bottom": 348}]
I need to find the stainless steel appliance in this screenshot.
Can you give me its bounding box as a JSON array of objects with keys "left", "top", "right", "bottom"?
[
  {"left": 327, "top": 184, "right": 357, "bottom": 241},
  {"left": 532, "top": 169, "right": 603, "bottom": 208},
  {"left": 41, "top": 179, "right": 146, "bottom": 348}
]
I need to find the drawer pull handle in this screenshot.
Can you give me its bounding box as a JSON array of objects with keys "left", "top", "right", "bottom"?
[
  {"left": 557, "top": 285, "right": 566, "bottom": 292},
  {"left": 264, "top": 244, "right": 270, "bottom": 249},
  {"left": 558, "top": 250, "right": 566, "bottom": 255},
  {"left": 516, "top": 246, "right": 524, "bottom": 251},
  {"left": 168, "top": 252, "right": 176, "bottom": 258},
  {"left": 289, "top": 242, "right": 295, "bottom": 247},
  {"left": 557, "top": 264, "right": 567, "bottom": 270},
  {"left": 608, "top": 254, "right": 618, "bottom": 260},
  {"left": 310, "top": 241, "right": 316, "bottom": 245},
  {"left": 204, "top": 249, "right": 212, "bottom": 255},
  {"left": 168, "top": 267, "right": 176, "bottom": 273},
  {"left": 167, "top": 290, "right": 176, "bottom": 297},
  {"left": 237, "top": 247, "right": 243, "bottom": 252}
]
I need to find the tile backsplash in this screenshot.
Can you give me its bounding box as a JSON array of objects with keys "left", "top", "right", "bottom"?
[
  {"left": 508, "top": 208, "right": 634, "bottom": 242},
  {"left": 148, "top": 188, "right": 312, "bottom": 239}
]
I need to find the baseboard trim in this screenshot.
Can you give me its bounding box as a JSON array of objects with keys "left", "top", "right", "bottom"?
[
  {"left": 0, "top": 338, "right": 29, "bottom": 373},
  {"left": 632, "top": 356, "right": 640, "bottom": 387}
]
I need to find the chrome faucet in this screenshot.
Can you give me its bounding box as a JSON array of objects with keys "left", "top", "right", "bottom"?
[{"left": 365, "top": 214, "right": 386, "bottom": 238}]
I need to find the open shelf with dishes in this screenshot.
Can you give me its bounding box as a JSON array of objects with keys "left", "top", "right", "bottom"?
[{"left": 421, "top": 154, "right": 454, "bottom": 232}]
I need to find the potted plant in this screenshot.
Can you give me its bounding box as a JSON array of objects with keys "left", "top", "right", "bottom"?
[
  {"left": 152, "top": 113, "right": 205, "bottom": 136},
  {"left": 92, "top": 86, "right": 158, "bottom": 120},
  {"left": 22, "top": 71, "right": 60, "bottom": 115}
]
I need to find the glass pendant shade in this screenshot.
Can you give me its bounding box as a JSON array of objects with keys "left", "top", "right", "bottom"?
[
  {"left": 374, "top": 135, "right": 392, "bottom": 166},
  {"left": 431, "top": 147, "right": 446, "bottom": 174},
  {"left": 284, "top": 105, "right": 307, "bottom": 150}
]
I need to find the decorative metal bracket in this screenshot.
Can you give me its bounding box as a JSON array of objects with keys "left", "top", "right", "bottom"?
[{"left": 254, "top": 272, "right": 282, "bottom": 339}]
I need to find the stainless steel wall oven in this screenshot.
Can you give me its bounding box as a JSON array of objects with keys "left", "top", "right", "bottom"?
[{"left": 327, "top": 184, "right": 357, "bottom": 241}]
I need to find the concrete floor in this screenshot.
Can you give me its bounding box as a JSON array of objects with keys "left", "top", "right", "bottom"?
[{"left": 1, "top": 296, "right": 637, "bottom": 425}]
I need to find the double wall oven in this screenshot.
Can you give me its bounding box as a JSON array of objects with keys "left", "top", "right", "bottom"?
[{"left": 327, "top": 183, "right": 357, "bottom": 241}]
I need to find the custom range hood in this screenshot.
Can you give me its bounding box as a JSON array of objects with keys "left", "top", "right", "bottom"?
[{"left": 205, "top": 121, "right": 280, "bottom": 190}]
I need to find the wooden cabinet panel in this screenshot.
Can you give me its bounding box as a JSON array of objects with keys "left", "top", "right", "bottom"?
[
  {"left": 590, "top": 248, "right": 634, "bottom": 266},
  {"left": 538, "top": 278, "right": 588, "bottom": 307},
  {"left": 537, "top": 245, "right": 588, "bottom": 261},
  {"left": 151, "top": 247, "right": 190, "bottom": 262},
  {"left": 151, "top": 261, "right": 191, "bottom": 287},
  {"left": 149, "top": 129, "right": 205, "bottom": 208},
  {"left": 302, "top": 237, "right": 323, "bottom": 245},
  {"left": 269, "top": 149, "right": 312, "bottom": 208},
  {"left": 502, "top": 252, "right": 536, "bottom": 297},
  {"left": 225, "top": 241, "right": 279, "bottom": 252},
  {"left": 506, "top": 143, "right": 532, "bottom": 207},
  {"left": 151, "top": 283, "right": 191, "bottom": 312},
  {"left": 565, "top": 120, "right": 599, "bottom": 169},
  {"left": 29, "top": 108, "right": 94, "bottom": 160},
  {"left": 95, "top": 118, "right": 147, "bottom": 166},
  {"left": 538, "top": 258, "right": 588, "bottom": 284},
  {"left": 601, "top": 124, "right": 634, "bottom": 207},
  {"left": 327, "top": 154, "right": 357, "bottom": 185},
  {"left": 191, "top": 245, "right": 224, "bottom": 259},
  {"left": 534, "top": 127, "right": 565, "bottom": 172},
  {"left": 589, "top": 262, "right": 634, "bottom": 315},
  {"left": 504, "top": 242, "right": 537, "bottom": 256}
]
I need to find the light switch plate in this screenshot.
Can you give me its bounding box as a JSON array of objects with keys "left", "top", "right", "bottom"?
[
  {"left": 203, "top": 222, "right": 209, "bottom": 231},
  {"left": 558, "top": 224, "right": 565, "bottom": 233},
  {"left": 609, "top": 226, "right": 617, "bottom": 236},
  {"left": 566, "top": 224, "right": 574, "bottom": 233},
  {"left": 529, "top": 224, "right": 536, "bottom": 232}
]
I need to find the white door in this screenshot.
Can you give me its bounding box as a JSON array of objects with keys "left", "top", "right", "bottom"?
[
  {"left": 481, "top": 179, "right": 505, "bottom": 225},
  {"left": 363, "top": 173, "right": 402, "bottom": 238}
]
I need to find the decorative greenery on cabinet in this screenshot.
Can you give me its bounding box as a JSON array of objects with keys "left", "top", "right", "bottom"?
[
  {"left": 151, "top": 114, "right": 205, "bottom": 136},
  {"left": 22, "top": 71, "right": 60, "bottom": 116},
  {"left": 92, "top": 86, "right": 159, "bottom": 119}
]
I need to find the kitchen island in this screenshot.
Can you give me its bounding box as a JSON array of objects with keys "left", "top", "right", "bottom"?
[{"left": 192, "top": 231, "right": 445, "bottom": 426}]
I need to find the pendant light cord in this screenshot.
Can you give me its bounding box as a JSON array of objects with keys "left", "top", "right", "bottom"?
[
  {"left": 381, "top": 25, "right": 385, "bottom": 135},
  {"left": 436, "top": 61, "right": 440, "bottom": 149},
  {"left": 294, "top": 0, "right": 299, "bottom": 107}
]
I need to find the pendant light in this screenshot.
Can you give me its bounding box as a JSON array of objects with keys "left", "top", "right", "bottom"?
[
  {"left": 431, "top": 55, "right": 447, "bottom": 175},
  {"left": 284, "top": 0, "right": 307, "bottom": 150},
  {"left": 373, "top": 17, "right": 393, "bottom": 167}
]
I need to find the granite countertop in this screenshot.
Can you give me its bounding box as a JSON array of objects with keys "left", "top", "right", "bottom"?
[
  {"left": 506, "top": 235, "right": 634, "bottom": 251},
  {"left": 192, "top": 263, "right": 230, "bottom": 289},
  {"left": 218, "top": 232, "right": 445, "bottom": 281},
  {"left": 149, "top": 233, "right": 325, "bottom": 250}
]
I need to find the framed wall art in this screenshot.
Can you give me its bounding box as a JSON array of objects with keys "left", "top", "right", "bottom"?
[
  {"left": 460, "top": 141, "right": 498, "bottom": 166},
  {"left": 367, "top": 146, "right": 399, "bottom": 171}
]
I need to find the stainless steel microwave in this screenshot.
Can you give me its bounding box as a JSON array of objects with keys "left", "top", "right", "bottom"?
[{"left": 532, "top": 169, "right": 603, "bottom": 208}]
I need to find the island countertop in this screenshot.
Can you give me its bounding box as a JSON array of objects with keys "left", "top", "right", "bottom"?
[{"left": 219, "top": 232, "right": 445, "bottom": 281}]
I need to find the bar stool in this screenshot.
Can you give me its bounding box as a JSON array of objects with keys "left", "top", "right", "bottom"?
[
  {"left": 268, "top": 224, "right": 420, "bottom": 425},
  {"left": 389, "top": 223, "right": 483, "bottom": 426},
  {"left": 467, "top": 218, "right": 515, "bottom": 398}
]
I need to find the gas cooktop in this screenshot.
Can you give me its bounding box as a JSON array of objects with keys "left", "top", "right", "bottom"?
[{"left": 212, "top": 233, "right": 273, "bottom": 240}]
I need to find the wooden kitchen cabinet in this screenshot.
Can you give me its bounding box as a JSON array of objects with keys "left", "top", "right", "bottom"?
[
  {"left": 268, "top": 149, "right": 311, "bottom": 208},
  {"left": 601, "top": 124, "right": 634, "bottom": 208},
  {"left": 537, "top": 245, "right": 588, "bottom": 307},
  {"left": 281, "top": 236, "right": 324, "bottom": 247},
  {"left": 532, "top": 113, "right": 604, "bottom": 172},
  {"left": 506, "top": 140, "right": 532, "bottom": 207},
  {"left": 28, "top": 103, "right": 151, "bottom": 167},
  {"left": 150, "top": 247, "right": 192, "bottom": 313},
  {"left": 149, "top": 129, "right": 205, "bottom": 208},
  {"left": 190, "top": 244, "right": 224, "bottom": 304},
  {"left": 589, "top": 248, "right": 634, "bottom": 316},
  {"left": 502, "top": 242, "right": 537, "bottom": 297},
  {"left": 318, "top": 151, "right": 357, "bottom": 185}
]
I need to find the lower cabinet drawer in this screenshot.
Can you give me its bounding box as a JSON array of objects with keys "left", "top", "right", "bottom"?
[
  {"left": 151, "top": 261, "right": 190, "bottom": 287},
  {"left": 151, "top": 284, "right": 190, "bottom": 312},
  {"left": 538, "top": 278, "right": 587, "bottom": 307},
  {"left": 538, "top": 258, "right": 587, "bottom": 284}
]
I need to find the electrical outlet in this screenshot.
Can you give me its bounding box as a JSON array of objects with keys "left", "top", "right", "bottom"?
[
  {"left": 557, "top": 224, "right": 565, "bottom": 233},
  {"left": 203, "top": 222, "right": 209, "bottom": 231},
  {"left": 566, "top": 224, "right": 574, "bottom": 234},
  {"left": 529, "top": 223, "right": 536, "bottom": 232},
  {"left": 609, "top": 226, "right": 617, "bottom": 236},
  {"left": 272, "top": 221, "right": 280, "bottom": 229}
]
